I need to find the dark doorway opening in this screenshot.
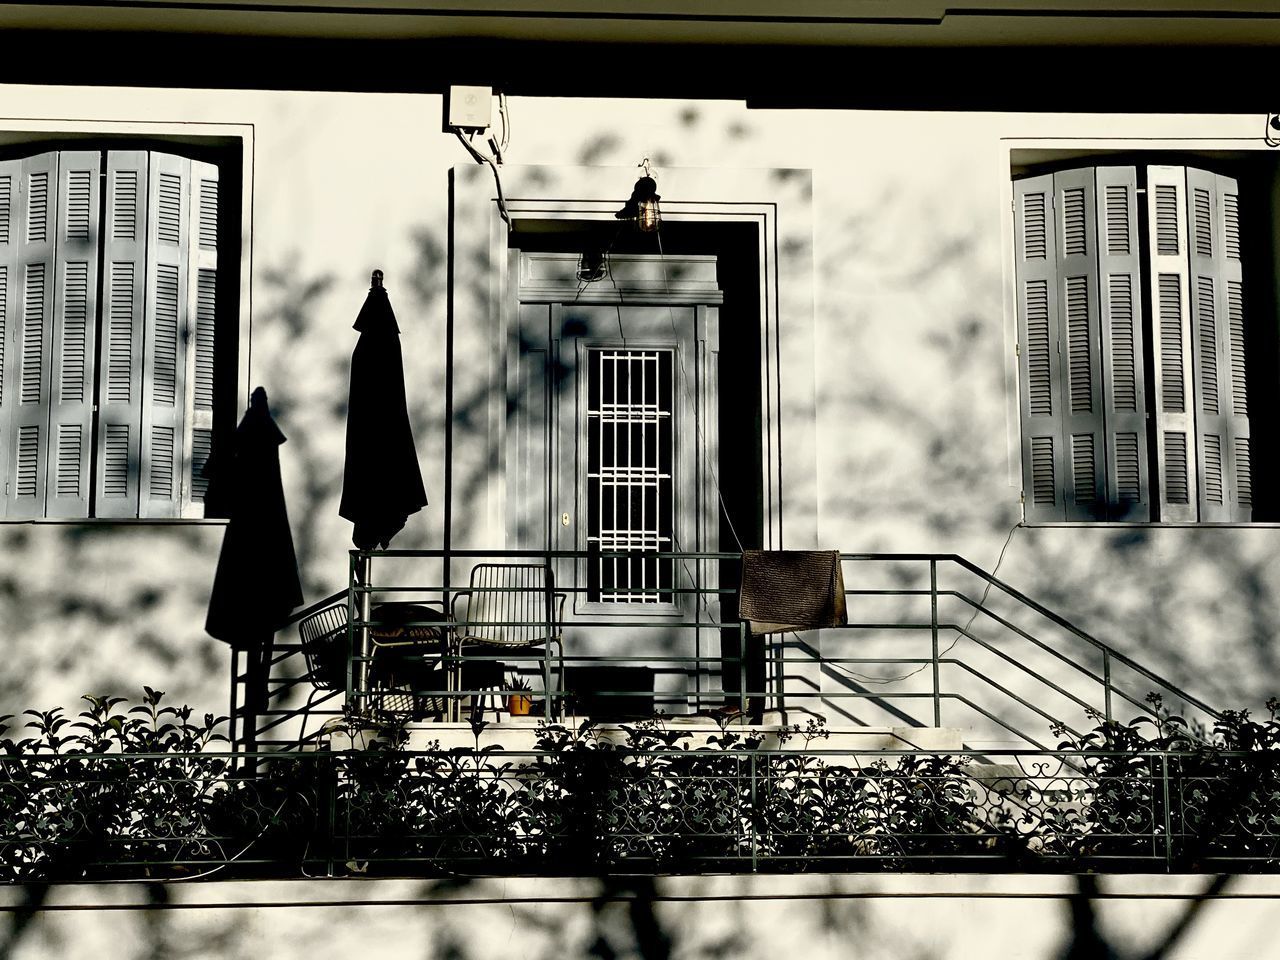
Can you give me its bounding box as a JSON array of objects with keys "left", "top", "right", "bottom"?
[{"left": 509, "top": 218, "right": 766, "bottom": 709}]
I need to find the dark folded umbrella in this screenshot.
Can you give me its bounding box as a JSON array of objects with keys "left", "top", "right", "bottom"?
[
  {"left": 339, "top": 270, "right": 428, "bottom": 549},
  {"left": 205, "top": 386, "right": 304, "bottom": 645}
]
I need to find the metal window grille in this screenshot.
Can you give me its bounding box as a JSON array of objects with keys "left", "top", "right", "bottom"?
[{"left": 586, "top": 347, "right": 674, "bottom": 603}]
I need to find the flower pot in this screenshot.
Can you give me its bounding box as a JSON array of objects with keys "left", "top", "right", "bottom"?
[{"left": 507, "top": 694, "right": 534, "bottom": 717}]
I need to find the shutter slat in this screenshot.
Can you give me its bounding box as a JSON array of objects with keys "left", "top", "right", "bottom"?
[
  {"left": 1065, "top": 276, "right": 1093, "bottom": 413},
  {"left": 140, "top": 152, "right": 189, "bottom": 518},
  {"left": 1158, "top": 276, "right": 1186, "bottom": 412},
  {"left": 1215, "top": 172, "right": 1251, "bottom": 521},
  {"left": 1186, "top": 167, "right": 1245, "bottom": 522},
  {"left": 1054, "top": 168, "right": 1106, "bottom": 520},
  {"left": 0, "top": 266, "right": 7, "bottom": 409},
  {"left": 1236, "top": 437, "right": 1252, "bottom": 508},
  {"left": 1096, "top": 167, "right": 1149, "bottom": 520},
  {"left": 1155, "top": 184, "right": 1180, "bottom": 255},
  {"left": 5, "top": 153, "right": 57, "bottom": 519},
  {"left": 1164, "top": 432, "right": 1191, "bottom": 505},
  {"left": 1196, "top": 276, "right": 1219, "bottom": 417},
  {"left": 47, "top": 151, "right": 100, "bottom": 518},
  {"left": 1147, "top": 166, "right": 1198, "bottom": 521},
  {"left": 1115, "top": 433, "right": 1141, "bottom": 503},
  {"left": 1228, "top": 280, "right": 1247, "bottom": 416},
  {"left": 0, "top": 160, "right": 15, "bottom": 517},
  {"left": 95, "top": 151, "right": 148, "bottom": 518},
  {"left": 1014, "top": 174, "right": 1066, "bottom": 521},
  {"left": 181, "top": 159, "right": 218, "bottom": 518}
]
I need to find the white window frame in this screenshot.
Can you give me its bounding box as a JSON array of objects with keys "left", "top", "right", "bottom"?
[
  {"left": 1001, "top": 129, "right": 1277, "bottom": 527},
  {"left": 0, "top": 120, "right": 253, "bottom": 523}
]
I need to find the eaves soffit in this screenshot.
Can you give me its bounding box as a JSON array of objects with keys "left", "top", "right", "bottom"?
[{"left": 5, "top": 0, "right": 1280, "bottom": 45}]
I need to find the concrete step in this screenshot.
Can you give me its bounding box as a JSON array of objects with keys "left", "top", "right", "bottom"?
[{"left": 394, "top": 718, "right": 966, "bottom": 753}]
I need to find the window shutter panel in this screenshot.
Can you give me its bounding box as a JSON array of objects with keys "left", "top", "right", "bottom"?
[
  {"left": 0, "top": 159, "right": 18, "bottom": 518},
  {"left": 46, "top": 151, "right": 100, "bottom": 519},
  {"left": 5, "top": 152, "right": 57, "bottom": 519},
  {"left": 1053, "top": 168, "right": 1108, "bottom": 520},
  {"left": 1146, "top": 165, "right": 1198, "bottom": 522},
  {"left": 1014, "top": 174, "right": 1066, "bottom": 521},
  {"left": 181, "top": 160, "right": 218, "bottom": 519},
  {"left": 139, "top": 152, "right": 190, "bottom": 519},
  {"left": 1094, "top": 167, "right": 1150, "bottom": 521},
  {"left": 1185, "top": 167, "right": 1242, "bottom": 523},
  {"left": 96, "top": 151, "right": 148, "bottom": 518},
  {"left": 1217, "top": 173, "right": 1251, "bottom": 521}
]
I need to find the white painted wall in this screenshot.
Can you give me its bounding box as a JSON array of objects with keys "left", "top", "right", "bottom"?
[{"left": 0, "top": 84, "right": 1273, "bottom": 733}]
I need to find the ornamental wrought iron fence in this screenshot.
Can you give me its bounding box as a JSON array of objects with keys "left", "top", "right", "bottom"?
[{"left": 4, "top": 720, "right": 1280, "bottom": 883}]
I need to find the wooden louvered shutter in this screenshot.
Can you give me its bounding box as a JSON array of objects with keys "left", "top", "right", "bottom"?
[
  {"left": 96, "top": 151, "right": 148, "bottom": 518},
  {"left": 1014, "top": 174, "right": 1066, "bottom": 521},
  {"left": 1095, "top": 167, "right": 1150, "bottom": 521},
  {"left": 46, "top": 151, "right": 100, "bottom": 519},
  {"left": 1186, "top": 167, "right": 1250, "bottom": 522},
  {"left": 1219, "top": 174, "right": 1251, "bottom": 520},
  {"left": 181, "top": 160, "right": 218, "bottom": 518},
  {"left": 1146, "top": 166, "right": 1198, "bottom": 522},
  {"left": 0, "top": 160, "right": 17, "bottom": 518},
  {"left": 5, "top": 153, "right": 57, "bottom": 519},
  {"left": 139, "top": 152, "right": 190, "bottom": 519},
  {"left": 1053, "top": 168, "right": 1107, "bottom": 520}
]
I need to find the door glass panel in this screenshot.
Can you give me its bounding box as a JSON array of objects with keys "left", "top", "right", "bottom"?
[{"left": 586, "top": 347, "right": 674, "bottom": 603}]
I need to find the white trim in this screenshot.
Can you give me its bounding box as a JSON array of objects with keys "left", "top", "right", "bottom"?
[
  {"left": 999, "top": 130, "right": 1277, "bottom": 524},
  {"left": 450, "top": 163, "right": 817, "bottom": 551},
  {"left": 0, "top": 117, "right": 255, "bottom": 522}
]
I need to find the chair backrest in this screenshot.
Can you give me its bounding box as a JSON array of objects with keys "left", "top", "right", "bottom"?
[
  {"left": 298, "top": 602, "right": 349, "bottom": 690},
  {"left": 459, "top": 563, "right": 556, "bottom": 647}
]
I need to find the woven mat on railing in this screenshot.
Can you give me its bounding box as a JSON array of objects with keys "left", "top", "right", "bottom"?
[{"left": 738, "top": 550, "right": 847, "bottom": 635}]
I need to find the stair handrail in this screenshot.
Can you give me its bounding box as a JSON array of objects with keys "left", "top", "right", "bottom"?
[{"left": 942, "top": 553, "right": 1222, "bottom": 722}]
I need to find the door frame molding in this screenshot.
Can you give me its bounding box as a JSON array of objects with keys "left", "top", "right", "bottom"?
[{"left": 449, "top": 163, "right": 818, "bottom": 550}]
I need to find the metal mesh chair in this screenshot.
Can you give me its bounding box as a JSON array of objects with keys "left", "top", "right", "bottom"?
[
  {"left": 298, "top": 601, "right": 447, "bottom": 729},
  {"left": 450, "top": 563, "right": 566, "bottom": 721},
  {"left": 297, "top": 602, "right": 350, "bottom": 745}
]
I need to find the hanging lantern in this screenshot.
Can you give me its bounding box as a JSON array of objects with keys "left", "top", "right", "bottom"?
[
  {"left": 635, "top": 182, "right": 662, "bottom": 233},
  {"left": 616, "top": 160, "right": 662, "bottom": 232}
]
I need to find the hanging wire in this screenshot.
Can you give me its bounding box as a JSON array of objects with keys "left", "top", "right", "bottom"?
[
  {"left": 453, "top": 130, "right": 511, "bottom": 229},
  {"left": 654, "top": 229, "right": 745, "bottom": 553},
  {"left": 816, "top": 520, "right": 1022, "bottom": 687},
  {"left": 498, "top": 92, "right": 511, "bottom": 154}
]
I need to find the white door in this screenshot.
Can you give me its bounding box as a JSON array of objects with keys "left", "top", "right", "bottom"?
[{"left": 507, "top": 251, "right": 722, "bottom": 711}]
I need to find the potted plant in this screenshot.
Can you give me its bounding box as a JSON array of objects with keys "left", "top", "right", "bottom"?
[{"left": 503, "top": 676, "right": 534, "bottom": 717}]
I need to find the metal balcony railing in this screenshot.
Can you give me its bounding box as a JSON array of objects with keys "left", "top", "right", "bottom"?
[
  {"left": 3, "top": 548, "right": 1242, "bottom": 883},
  {"left": 235, "top": 550, "right": 1219, "bottom": 754},
  {"left": 3, "top": 735, "right": 1277, "bottom": 883}
]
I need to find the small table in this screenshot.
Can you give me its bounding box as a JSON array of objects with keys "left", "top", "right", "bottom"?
[{"left": 367, "top": 602, "right": 450, "bottom": 718}]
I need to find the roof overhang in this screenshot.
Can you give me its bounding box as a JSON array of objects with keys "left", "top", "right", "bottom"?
[
  {"left": 1, "top": 2, "right": 1279, "bottom": 108},
  {"left": 7, "top": 1, "right": 1280, "bottom": 45}
]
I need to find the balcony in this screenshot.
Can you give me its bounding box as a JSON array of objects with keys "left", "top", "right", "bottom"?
[{"left": 5, "top": 550, "right": 1275, "bottom": 883}]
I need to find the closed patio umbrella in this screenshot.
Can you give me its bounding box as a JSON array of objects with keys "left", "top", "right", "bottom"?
[
  {"left": 339, "top": 270, "right": 428, "bottom": 549},
  {"left": 205, "top": 386, "right": 304, "bottom": 752}
]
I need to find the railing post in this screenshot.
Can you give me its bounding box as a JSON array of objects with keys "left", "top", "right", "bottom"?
[
  {"left": 749, "top": 751, "right": 759, "bottom": 874},
  {"left": 323, "top": 750, "right": 338, "bottom": 878},
  {"left": 739, "top": 620, "right": 748, "bottom": 720},
  {"left": 1160, "top": 752, "right": 1174, "bottom": 871},
  {"left": 349, "top": 551, "right": 372, "bottom": 716},
  {"left": 228, "top": 648, "right": 240, "bottom": 763},
  {"left": 1103, "top": 649, "right": 1113, "bottom": 724},
  {"left": 930, "top": 559, "right": 941, "bottom": 727}
]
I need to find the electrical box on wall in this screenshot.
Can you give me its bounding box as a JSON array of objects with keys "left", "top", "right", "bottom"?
[{"left": 445, "top": 86, "right": 493, "bottom": 132}]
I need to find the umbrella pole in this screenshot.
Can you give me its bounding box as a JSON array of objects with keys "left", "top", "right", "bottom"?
[{"left": 356, "top": 552, "right": 372, "bottom": 716}]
